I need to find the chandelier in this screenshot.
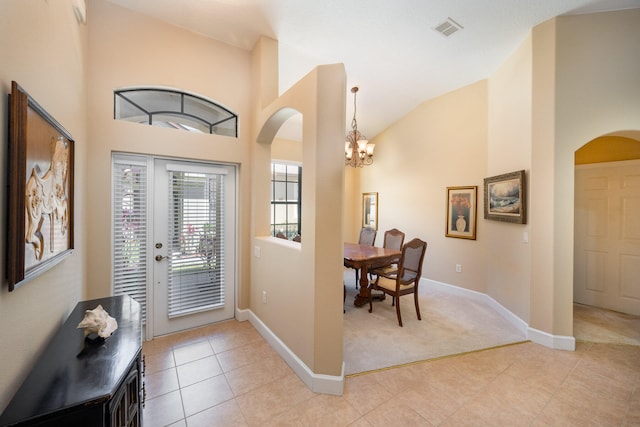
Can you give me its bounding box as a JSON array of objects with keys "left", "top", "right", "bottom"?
[{"left": 344, "top": 87, "right": 374, "bottom": 167}]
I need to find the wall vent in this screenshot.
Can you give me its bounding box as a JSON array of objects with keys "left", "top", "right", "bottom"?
[{"left": 434, "top": 17, "right": 463, "bottom": 37}]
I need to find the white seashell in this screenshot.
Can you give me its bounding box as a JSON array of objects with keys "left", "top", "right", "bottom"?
[{"left": 77, "top": 304, "right": 118, "bottom": 339}]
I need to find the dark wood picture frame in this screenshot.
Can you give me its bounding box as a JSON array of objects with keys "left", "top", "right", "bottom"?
[
  {"left": 445, "top": 186, "right": 477, "bottom": 240},
  {"left": 483, "top": 170, "right": 527, "bottom": 224},
  {"left": 7, "top": 81, "right": 75, "bottom": 291}
]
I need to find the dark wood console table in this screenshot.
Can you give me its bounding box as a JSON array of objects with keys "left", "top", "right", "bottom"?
[{"left": 0, "top": 295, "right": 143, "bottom": 427}]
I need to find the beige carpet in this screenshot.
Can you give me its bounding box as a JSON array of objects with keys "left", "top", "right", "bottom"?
[
  {"left": 573, "top": 302, "right": 640, "bottom": 346},
  {"left": 343, "top": 272, "right": 527, "bottom": 375}
]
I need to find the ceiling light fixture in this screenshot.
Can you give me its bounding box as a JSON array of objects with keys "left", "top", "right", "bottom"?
[{"left": 344, "top": 87, "right": 374, "bottom": 168}]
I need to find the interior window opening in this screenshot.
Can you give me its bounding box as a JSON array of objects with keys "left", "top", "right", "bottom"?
[{"left": 270, "top": 161, "right": 301, "bottom": 240}]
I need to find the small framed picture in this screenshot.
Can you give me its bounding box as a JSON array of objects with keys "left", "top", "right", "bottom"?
[
  {"left": 446, "top": 186, "right": 477, "bottom": 240},
  {"left": 362, "top": 192, "right": 378, "bottom": 230},
  {"left": 484, "top": 170, "right": 526, "bottom": 224}
]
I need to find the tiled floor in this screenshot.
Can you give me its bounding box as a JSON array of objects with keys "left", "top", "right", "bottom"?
[{"left": 142, "top": 319, "right": 640, "bottom": 426}]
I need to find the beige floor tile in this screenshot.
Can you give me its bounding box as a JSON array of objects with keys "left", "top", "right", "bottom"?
[
  {"left": 176, "top": 355, "right": 223, "bottom": 387},
  {"left": 362, "top": 399, "right": 431, "bottom": 427},
  {"left": 216, "top": 340, "right": 278, "bottom": 372},
  {"left": 173, "top": 340, "right": 214, "bottom": 366},
  {"left": 144, "top": 350, "right": 176, "bottom": 374},
  {"left": 538, "top": 380, "right": 628, "bottom": 426},
  {"left": 367, "top": 362, "right": 437, "bottom": 395},
  {"left": 439, "top": 404, "right": 495, "bottom": 427},
  {"left": 142, "top": 389, "right": 184, "bottom": 427},
  {"left": 145, "top": 366, "right": 180, "bottom": 399},
  {"left": 225, "top": 353, "right": 293, "bottom": 396},
  {"left": 395, "top": 384, "right": 463, "bottom": 426},
  {"left": 625, "top": 393, "right": 640, "bottom": 426},
  {"left": 235, "top": 373, "right": 316, "bottom": 425},
  {"left": 581, "top": 342, "right": 640, "bottom": 375},
  {"left": 143, "top": 335, "right": 175, "bottom": 356},
  {"left": 185, "top": 399, "right": 249, "bottom": 427},
  {"left": 180, "top": 374, "right": 234, "bottom": 417},
  {"left": 209, "top": 325, "right": 263, "bottom": 354},
  {"left": 137, "top": 310, "right": 639, "bottom": 427},
  {"left": 265, "top": 394, "right": 361, "bottom": 427},
  {"left": 347, "top": 417, "right": 374, "bottom": 427},
  {"left": 412, "top": 362, "right": 486, "bottom": 403},
  {"left": 565, "top": 359, "right": 636, "bottom": 402},
  {"left": 344, "top": 374, "right": 393, "bottom": 415}
]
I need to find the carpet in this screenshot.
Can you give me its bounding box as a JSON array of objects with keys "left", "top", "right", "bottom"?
[{"left": 343, "top": 271, "right": 527, "bottom": 375}]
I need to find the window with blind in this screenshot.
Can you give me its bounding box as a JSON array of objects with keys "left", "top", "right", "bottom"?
[
  {"left": 112, "top": 154, "right": 149, "bottom": 324},
  {"left": 166, "top": 167, "right": 226, "bottom": 317},
  {"left": 271, "top": 162, "right": 301, "bottom": 239}
]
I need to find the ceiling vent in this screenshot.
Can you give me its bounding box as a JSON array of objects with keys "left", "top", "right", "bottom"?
[{"left": 434, "top": 18, "right": 463, "bottom": 37}]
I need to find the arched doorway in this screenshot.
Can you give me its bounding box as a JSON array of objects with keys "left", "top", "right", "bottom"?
[{"left": 573, "top": 133, "right": 640, "bottom": 341}]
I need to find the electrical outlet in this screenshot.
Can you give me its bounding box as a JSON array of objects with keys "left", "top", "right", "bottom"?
[
  {"left": 262, "top": 290, "right": 267, "bottom": 304},
  {"left": 456, "top": 264, "right": 462, "bottom": 273}
]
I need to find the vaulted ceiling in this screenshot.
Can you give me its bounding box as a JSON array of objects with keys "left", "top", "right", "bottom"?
[{"left": 105, "top": 0, "right": 640, "bottom": 139}]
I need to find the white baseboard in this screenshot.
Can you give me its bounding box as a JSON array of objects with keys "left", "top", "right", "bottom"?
[
  {"left": 423, "top": 279, "right": 575, "bottom": 351},
  {"left": 527, "top": 326, "right": 576, "bottom": 350},
  {"left": 236, "top": 308, "right": 344, "bottom": 396}
]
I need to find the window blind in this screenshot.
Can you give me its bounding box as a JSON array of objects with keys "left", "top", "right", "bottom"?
[
  {"left": 112, "top": 154, "right": 149, "bottom": 324},
  {"left": 167, "top": 170, "right": 225, "bottom": 318}
]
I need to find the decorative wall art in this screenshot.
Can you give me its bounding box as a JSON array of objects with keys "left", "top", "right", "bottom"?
[
  {"left": 446, "top": 186, "right": 477, "bottom": 240},
  {"left": 7, "top": 81, "right": 75, "bottom": 291},
  {"left": 484, "top": 170, "right": 527, "bottom": 224},
  {"left": 362, "top": 192, "right": 378, "bottom": 230}
]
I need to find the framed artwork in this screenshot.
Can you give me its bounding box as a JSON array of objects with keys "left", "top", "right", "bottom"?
[
  {"left": 446, "top": 186, "right": 477, "bottom": 240},
  {"left": 7, "top": 81, "right": 75, "bottom": 291},
  {"left": 484, "top": 170, "right": 527, "bottom": 224},
  {"left": 362, "top": 192, "right": 378, "bottom": 230}
]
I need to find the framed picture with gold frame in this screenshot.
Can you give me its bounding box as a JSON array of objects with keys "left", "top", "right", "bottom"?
[
  {"left": 362, "top": 192, "right": 378, "bottom": 230},
  {"left": 7, "top": 81, "right": 75, "bottom": 291},
  {"left": 446, "top": 186, "right": 477, "bottom": 240}
]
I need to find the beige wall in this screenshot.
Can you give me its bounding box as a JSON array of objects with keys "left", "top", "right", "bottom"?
[
  {"left": 85, "top": 0, "right": 252, "bottom": 310},
  {"left": 252, "top": 55, "right": 346, "bottom": 376},
  {"left": 486, "top": 33, "right": 532, "bottom": 322},
  {"left": 0, "top": 0, "right": 88, "bottom": 410},
  {"left": 356, "top": 81, "right": 489, "bottom": 293},
  {"left": 548, "top": 9, "right": 640, "bottom": 336}
]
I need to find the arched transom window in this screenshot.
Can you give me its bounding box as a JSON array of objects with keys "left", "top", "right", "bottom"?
[{"left": 114, "top": 87, "right": 237, "bottom": 137}]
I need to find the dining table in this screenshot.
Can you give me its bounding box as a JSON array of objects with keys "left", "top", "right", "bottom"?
[{"left": 344, "top": 242, "right": 402, "bottom": 307}]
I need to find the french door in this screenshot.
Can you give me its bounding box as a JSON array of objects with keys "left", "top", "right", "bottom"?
[
  {"left": 112, "top": 154, "right": 236, "bottom": 339},
  {"left": 153, "top": 159, "right": 236, "bottom": 336}
]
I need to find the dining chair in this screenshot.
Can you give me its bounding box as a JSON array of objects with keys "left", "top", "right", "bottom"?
[
  {"left": 368, "top": 238, "right": 427, "bottom": 327},
  {"left": 351, "top": 227, "right": 377, "bottom": 288},
  {"left": 370, "top": 228, "right": 405, "bottom": 279}
]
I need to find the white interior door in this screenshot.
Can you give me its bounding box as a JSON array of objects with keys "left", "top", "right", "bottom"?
[
  {"left": 152, "top": 159, "right": 236, "bottom": 336},
  {"left": 574, "top": 160, "right": 640, "bottom": 315}
]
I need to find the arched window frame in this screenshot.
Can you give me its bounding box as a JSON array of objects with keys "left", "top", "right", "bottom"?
[{"left": 114, "top": 87, "right": 238, "bottom": 137}]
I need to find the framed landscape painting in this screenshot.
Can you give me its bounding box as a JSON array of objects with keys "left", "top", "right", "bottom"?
[{"left": 484, "top": 170, "right": 526, "bottom": 224}]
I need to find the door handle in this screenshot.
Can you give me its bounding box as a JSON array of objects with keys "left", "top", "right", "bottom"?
[{"left": 155, "top": 255, "right": 167, "bottom": 261}]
